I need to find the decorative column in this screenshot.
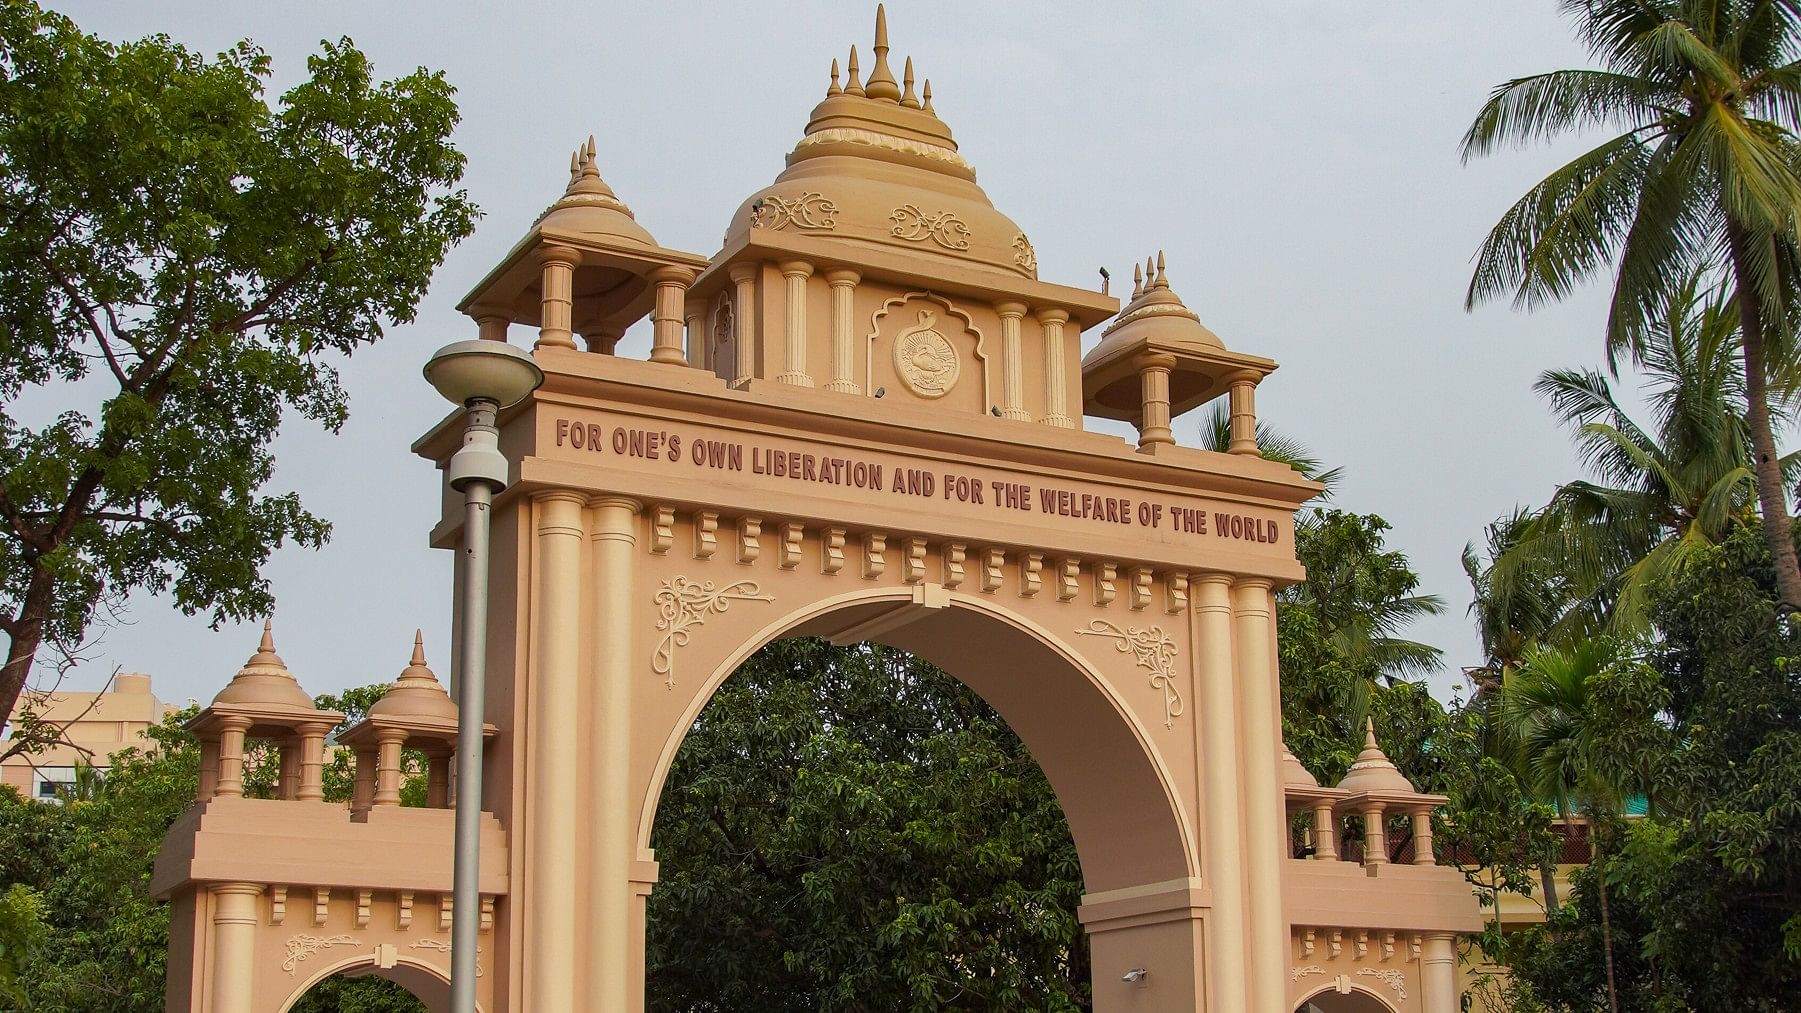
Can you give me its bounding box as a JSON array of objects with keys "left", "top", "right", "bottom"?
[
  {"left": 776, "top": 261, "right": 814, "bottom": 386},
  {"left": 825, "top": 269, "right": 861, "bottom": 393},
  {"left": 1228, "top": 371, "right": 1260, "bottom": 456},
  {"left": 685, "top": 305, "right": 707, "bottom": 371},
  {"left": 1137, "top": 351, "right": 1177, "bottom": 449},
  {"left": 1412, "top": 806, "right": 1437, "bottom": 865},
  {"left": 1362, "top": 803, "right": 1390, "bottom": 866},
  {"left": 296, "top": 721, "right": 330, "bottom": 802},
  {"left": 1233, "top": 577, "right": 1287, "bottom": 1012},
  {"left": 995, "top": 302, "right": 1030, "bottom": 420},
  {"left": 1311, "top": 799, "right": 1339, "bottom": 861},
  {"left": 581, "top": 323, "right": 625, "bottom": 356},
  {"left": 213, "top": 715, "right": 252, "bottom": 798},
  {"left": 729, "top": 263, "right": 758, "bottom": 388},
  {"left": 587, "top": 496, "right": 641, "bottom": 1012},
  {"left": 472, "top": 306, "right": 511, "bottom": 343},
  {"left": 527, "top": 490, "right": 586, "bottom": 1006},
  {"left": 1036, "top": 308, "right": 1074, "bottom": 428},
  {"left": 427, "top": 751, "right": 451, "bottom": 809},
  {"left": 1422, "top": 933, "right": 1459, "bottom": 1013},
  {"left": 209, "top": 883, "right": 263, "bottom": 1013},
  {"left": 1193, "top": 573, "right": 1249, "bottom": 1012},
  {"left": 535, "top": 246, "right": 581, "bottom": 350},
  {"left": 351, "top": 748, "right": 375, "bottom": 812},
  {"left": 373, "top": 728, "right": 407, "bottom": 806},
  {"left": 649, "top": 266, "right": 695, "bottom": 366}
]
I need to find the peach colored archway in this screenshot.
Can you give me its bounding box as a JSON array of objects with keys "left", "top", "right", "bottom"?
[
  {"left": 638, "top": 588, "right": 1197, "bottom": 894},
  {"left": 278, "top": 955, "right": 476, "bottom": 1013}
]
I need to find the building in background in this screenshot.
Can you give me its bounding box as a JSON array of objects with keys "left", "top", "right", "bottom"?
[{"left": 0, "top": 672, "right": 180, "bottom": 800}]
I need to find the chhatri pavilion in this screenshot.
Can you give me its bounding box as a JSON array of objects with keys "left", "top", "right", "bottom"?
[{"left": 156, "top": 8, "right": 1480, "bottom": 1012}]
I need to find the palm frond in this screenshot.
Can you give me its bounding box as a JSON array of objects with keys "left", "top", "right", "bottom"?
[{"left": 1460, "top": 69, "right": 1671, "bottom": 160}]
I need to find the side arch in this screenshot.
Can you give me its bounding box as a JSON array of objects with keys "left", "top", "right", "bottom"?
[
  {"left": 637, "top": 586, "right": 1197, "bottom": 892},
  {"left": 277, "top": 953, "right": 478, "bottom": 1013},
  {"left": 1295, "top": 981, "right": 1404, "bottom": 1013}
]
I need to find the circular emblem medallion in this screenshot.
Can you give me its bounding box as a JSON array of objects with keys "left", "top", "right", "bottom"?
[{"left": 892, "top": 310, "right": 960, "bottom": 399}]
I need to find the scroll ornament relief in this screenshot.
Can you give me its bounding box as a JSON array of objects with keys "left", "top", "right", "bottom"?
[
  {"left": 1012, "top": 233, "right": 1037, "bottom": 274},
  {"left": 1359, "top": 967, "right": 1408, "bottom": 999},
  {"left": 1077, "top": 619, "right": 1185, "bottom": 728},
  {"left": 411, "top": 938, "right": 483, "bottom": 977},
  {"left": 889, "top": 203, "right": 972, "bottom": 251},
  {"left": 282, "top": 933, "right": 359, "bottom": 976},
  {"left": 892, "top": 309, "right": 960, "bottom": 399},
  {"left": 751, "top": 191, "right": 839, "bottom": 231},
  {"left": 653, "top": 577, "right": 775, "bottom": 689},
  {"left": 1291, "top": 965, "right": 1324, "bottom": 981}
]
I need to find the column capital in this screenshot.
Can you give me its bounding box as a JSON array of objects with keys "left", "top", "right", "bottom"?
[
  {"left": 1135, "top": 349, "right": 1178, "bottom": 371},
  {"left": 647, "top": 264, "right": 697, "bottom": 286},
  {"left": 586, "top": 494, "right": 643, "bottom": 513},
  {"left": 994, "top": 300, "right": 1028, "bottom": 318},
  {"left": 536, "top": 244, "right": 582, "bottom": 268},
  {"left": 727, "top": 261, "right": 760, "bottom": 283},
  {"left": 825, "top": 268, "right": 861, "bottom": 286},
  {"left": 211, "top": 882, "right": 265, "bottom": 898},
  {"left": 533, "top": 489, "right": 589, "bottom": 507},
  {"left": 777, "top": 259, "right": 814, "bottom": 279},
  {"left": 1034, "top": 306, "right": 1070, "bottom": 326}
]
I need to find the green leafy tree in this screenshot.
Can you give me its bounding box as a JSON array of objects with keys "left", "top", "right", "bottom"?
[
  {"left": 1496, "top": 279, "right": 1796, "bottom": 637},
  {"left": 646, "top": 639, "right": 1087, "bottom": 1013},
  {"left": 1462, "top": 0, "right": 1801, "bottom": 611},
  {"left": 0, "top": 0, "right": 477, "bottom": 742},
  {"left": 1463, "top": 507, "right": 1574, "bottom": 697}
]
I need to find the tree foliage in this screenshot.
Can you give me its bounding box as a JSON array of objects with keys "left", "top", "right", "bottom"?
[{"left": 0, "top": 0, "right": 477, "bottom": 740}]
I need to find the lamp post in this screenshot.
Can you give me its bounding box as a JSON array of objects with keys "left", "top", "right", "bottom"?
[{"left": 423, "top": 339, "right": 543, "bottom": 1013}]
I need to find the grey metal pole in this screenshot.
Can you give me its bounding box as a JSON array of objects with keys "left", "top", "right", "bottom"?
[{"left": 450, "top": 398, "right": 501, "bottom": 1013}]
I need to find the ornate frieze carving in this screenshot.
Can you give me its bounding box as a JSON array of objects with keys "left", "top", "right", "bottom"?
[
  {"left": 411, "top": 938, "right": 484, "bottom": 977},
  {"left": 892, "top": 310, "right": 960, "bottom": 398},
  {"left": 282, "top": 933, "right": 358, "bottom": 976},
  {"left": 1291, "top": 964, "right": 1324, "bottom": 980},
  {"left": 1012, "top": 233, "right": 1037, "bottom": 274},
  {"left": 889, "top": 203, "right": 972, "bottom": 251},
  {"left": 1358, "top": 967, "right": 1407, "bottom": 999},
  {"left": 653, "top": 577, "right": 775, "bottom": 688},
  {"left": 751, "top": 191, "right": 839, "bottom": 231},
  {"left": 1078, "top": 619, "right": 1184, "bottom": 728}
]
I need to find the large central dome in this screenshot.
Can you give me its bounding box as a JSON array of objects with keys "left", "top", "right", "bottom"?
[{"left": 723, "top": 6, "right": 1037, "bottom": 280}]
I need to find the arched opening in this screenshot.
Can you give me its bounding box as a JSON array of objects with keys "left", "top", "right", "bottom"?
[
  {"left": 280, "top": 957, "right": 461, "bottom": 1013},
  {"left": 1297, "top": 984, "right": 1401, "bottom": 1013}
]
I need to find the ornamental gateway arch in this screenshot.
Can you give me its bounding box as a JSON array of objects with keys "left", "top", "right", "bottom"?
[{"left": 155, "top": 9, "right": 1480, "bottom": 1012}]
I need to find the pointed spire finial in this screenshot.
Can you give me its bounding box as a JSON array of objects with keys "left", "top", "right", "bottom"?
[
  {"left": 1145, "top": 256, "right": 1155, "bottom": 288},
  {"left": 1131, "top": 262, "right": 1143, "bottom": 299},
  {"left": 581, "top": 135, "right": 599, "bottom": 178},
  {"left": 411, "top": 629, "right": 426, "bottom": 666},
  {"left": 568, "top": 148, "right": 580, "bottom": 182},
  {"left": 1364, "top": 717, "right": 1380, "bottom": 750},
  {"left": 901, "top": 56, "right": 919, "bottom": 108},
  {"left": 260, "top": 618, "right": 275, "bottom": 654},
  {"left": 922, "top": 78, "right": 934, "bottom": 113},
  {"left": 1154, "top": 250, "right": 1167, "bottom": 288},
  {"left": 828, "top": 57, "right": 842, "bottom": 96},
  {"left": 846, "top": 46, "right": 865, "bottom": 96},
  {"left": 866, "top": 4, "right": 901, "bottom": 101}
]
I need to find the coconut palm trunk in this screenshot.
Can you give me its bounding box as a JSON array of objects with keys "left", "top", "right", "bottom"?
[{"left": 1726, "top": 222, "right": 1801, "bottom": 611}]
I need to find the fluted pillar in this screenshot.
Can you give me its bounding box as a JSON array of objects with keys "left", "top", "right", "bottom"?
[
  {"left": 1363, "top": 804, "right": 1390, "bottom": 866},
  {"left": 1036, "top": 308, "right": 1074, "bottom": 428},
  {"left": 1310, "top": 800, "right": 1339, "bottom": 860},
  {"left": 296, "top": 721, "right": 330, "bottom": 802},
  {"left": 1137, "top": 351, "right": 1177, "bottom": 449},
  {"left": 1413, "top": 806, "right": 1438, "bottom": 865},
  {"left": 587, "top": 495, "right": 642, "bottom": 1012},
  {"left": 1233, "top": 577, "right": 1287, "bottom": 1011},
  {"left": 209, "top": 882, "right": 262, "bottom": 1013},
  {"left": 1193, "top": 573, "right": 1249, "bottom": 1012},
  {"left": 1228, "top": 372, "right": 1260, "bottom": 456},
  {"left": 729, "top": 263, "right": 758, "bottom": 388},
  {"left": 825, "top": 269, "right": 861, "bottom": 393},
  {"left": 527, "top": 490, "right": 586, "bottom": 1007},
  {"left": 535, "top": 246, "right": 581, "bottom": 350},
  {"left": 649, "top": 266, "right": 695, "bottom": 366},
  {"left": 373, "top": 728, "right": 406, "bottom": 806},
  {"left": 776, "top": 260, "right": 814, "bottom": 386},
  {"left": 1422, "top": 933, "right": 1459, "bottom": 1012},
  {"left": 685, "top": 305, "right": 707, "bottom": 371},
  {"left": 213, "top": 715, "right": 251, "bottom": 799},
  {"left": 995, "top": 302, "right": 1030, "bottom": 420}
]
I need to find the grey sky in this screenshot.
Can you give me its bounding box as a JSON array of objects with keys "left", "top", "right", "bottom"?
[{"left": 43, "top": 1, "right": 1637, "bottom": 709}]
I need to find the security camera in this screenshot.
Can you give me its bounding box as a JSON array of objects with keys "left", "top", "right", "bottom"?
[{"left": 1122, "top": 968, "right": 1148, "bottom": 985}]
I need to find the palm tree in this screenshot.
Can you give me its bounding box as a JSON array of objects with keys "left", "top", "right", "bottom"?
[
  {"left": 1506, "top": 640, "right": 1633, "bottom": 1013},
  {"left": 1463, "top": 507, "right": 1574, "bottom": 696},
  {"left": 1494, "top": 278, "right": 1798, "bottom": 635},
  {"left": 1463, "top": 0, "right": 1801, "bottom": 611},
  {"left": 1200, "top": 402, "right": 1342, "bottom": 499}
]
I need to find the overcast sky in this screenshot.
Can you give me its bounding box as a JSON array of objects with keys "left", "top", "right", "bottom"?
[{"left": 44, "top": 1, "right": 1659, "bottom": 709}]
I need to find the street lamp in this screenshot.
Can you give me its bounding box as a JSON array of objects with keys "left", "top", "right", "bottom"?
[{"left": 423, "top": 339, "right": 543, "bottom": 1013}]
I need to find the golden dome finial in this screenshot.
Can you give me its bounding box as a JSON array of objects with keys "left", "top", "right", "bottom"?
[
  {"left": 846, "top": 45, "right": 864, "bottom": 96},
  {"left": 901, "top": 56, "right": 919, "bottom": 108},
  {"left": 828, "top": 57, "right": 842, "bottom": 97},
  {"left": 921, "top": 78, "right": 935, "bottom": 114},
  {"left": 866, "top": 4, "right": 901, "bottom": 102},
  {"left": 411, "top": 628, "right": 426, "bottom": 667}
]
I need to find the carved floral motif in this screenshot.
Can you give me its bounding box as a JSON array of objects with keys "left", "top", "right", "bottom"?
[
  {"left": 1291, "top": 964, "right": 1324, "bottom": 980},
  {"left": 1077, "top": 619, "right": 1184, "bottom": 728},
  {"left": 410, "top": 938, "right": 483, "bottom": 977},
  {"left": 1012, "top": 233, "right": 1037, "bottom": 274},
  {"left": 1359, "top": 967, "right": 1408, "bottom": 999},
  {"left": 889, "top": 204, "right": 972, "bottom": 251},
  {"left": 282, "top": 933, "right": 359, "bottom": 976},
  {"left": 653, "top": 577, "right": 775, "bottom": 688},
  {"left": 751, "top": 192, "right": 839, "bottom": 231}
]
